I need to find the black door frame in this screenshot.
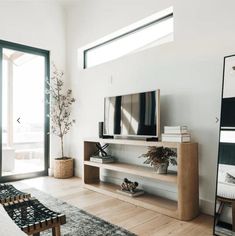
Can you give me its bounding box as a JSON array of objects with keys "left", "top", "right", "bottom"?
[{"left": 0, "top": 40, "right": 50, "bottom": 182}]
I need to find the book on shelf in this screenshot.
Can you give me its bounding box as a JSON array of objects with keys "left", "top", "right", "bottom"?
[
  {"left": 89, "top": 155, "right": 114, "bottom": 163},
  {"left": 116, "top": 189, "right": 144, "bottom": 197},
  {"left": 162, "top": 133, "right": 191, "bottom": 142},
  {"left": 164, "top": 126, "right": 188, "bottom": 134}
]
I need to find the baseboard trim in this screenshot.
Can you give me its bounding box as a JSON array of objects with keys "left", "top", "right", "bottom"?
[{"left": 200, "top": 199, "right": 215, "bottom": 215}]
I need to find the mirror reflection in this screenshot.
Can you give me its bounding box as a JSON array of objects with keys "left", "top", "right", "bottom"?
[{"left": 215, "top": 55, "right": 235, "bottom": 236}]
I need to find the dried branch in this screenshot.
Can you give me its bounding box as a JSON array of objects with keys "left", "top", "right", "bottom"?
[{"left": 47, "top": 64, "right": 76, "bottom": 158}]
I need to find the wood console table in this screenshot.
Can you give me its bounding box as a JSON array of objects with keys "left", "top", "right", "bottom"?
[{"left": 83, "top": 138, "right": 199, "bottom": 221}]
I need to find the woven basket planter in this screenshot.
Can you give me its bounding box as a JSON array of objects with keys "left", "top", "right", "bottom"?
[{"left": 53, "top": 158, "right": 74, "bottom": 179}]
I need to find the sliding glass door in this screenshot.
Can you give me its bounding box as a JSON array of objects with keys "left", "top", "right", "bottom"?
[{"left": 0, "top": 41, "right": 49, "bottom": 181}]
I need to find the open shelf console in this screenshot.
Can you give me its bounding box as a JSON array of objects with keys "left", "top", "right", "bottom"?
[{"left": 83, "top": 138, "right": 199, "bottom": 221}]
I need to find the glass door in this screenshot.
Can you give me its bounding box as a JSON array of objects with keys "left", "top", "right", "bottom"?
[{"left": 0, "top": 41, "right": 49, "bottom": 181}]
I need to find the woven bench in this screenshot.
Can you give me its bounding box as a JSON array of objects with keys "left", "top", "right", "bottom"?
[
  {"left": 3, "top": 197, "right": 66, "bottom": 236},
  {"left": 0, "top": 184, "right": 31, "bottom": 203},
  {"left": 0, "top": 184, "right": 66, "bottom": 236}
]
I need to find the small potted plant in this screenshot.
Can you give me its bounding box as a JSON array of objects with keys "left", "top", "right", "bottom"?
[
  {"left": 139, "top": 146, "right": 177, "bottom": 174},
  {"left": 48, "top": 64, "right": 75, "bottom": 178}
]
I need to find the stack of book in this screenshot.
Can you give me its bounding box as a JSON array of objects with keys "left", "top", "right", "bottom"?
[
  {"left": 90, "top": 155, "right": 114, "bottom": 163},
  {"left": 162, "top": 126, "right": 190, "bottom": 142}
]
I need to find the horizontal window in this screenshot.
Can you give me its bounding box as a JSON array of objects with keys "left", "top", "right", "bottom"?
[{"left": 84, "top": 8, "right": 173, "bottom": 69}]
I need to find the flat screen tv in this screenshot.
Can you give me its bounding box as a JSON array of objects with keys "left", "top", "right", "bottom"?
[{"left": 103, "top": 90, "right": 160, "bottom": 138}]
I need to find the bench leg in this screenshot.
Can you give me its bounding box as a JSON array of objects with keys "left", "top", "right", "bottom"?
[
  {"left": 33, "top": 233, "right": 40, "bottom": 236},
  {"left": 52, "top": 226, "right": 61, "bottom": 236}
]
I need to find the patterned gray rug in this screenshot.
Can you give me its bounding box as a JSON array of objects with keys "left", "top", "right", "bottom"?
[{"left": 23, "top": 188, "right": 136, "bottom": 236}]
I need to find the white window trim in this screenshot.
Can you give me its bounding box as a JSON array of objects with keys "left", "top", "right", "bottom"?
[{"left": 2, "top": 57, "right": 14, "bottom": 147}]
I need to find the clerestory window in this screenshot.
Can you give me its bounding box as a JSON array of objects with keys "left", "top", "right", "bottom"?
[{"left": 84, "top": 7, "right": 173, "bottom": 69}]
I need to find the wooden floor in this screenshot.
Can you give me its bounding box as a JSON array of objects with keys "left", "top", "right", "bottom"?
[{"left": 11, "top": 177, "right": 213, "bottom": 236}]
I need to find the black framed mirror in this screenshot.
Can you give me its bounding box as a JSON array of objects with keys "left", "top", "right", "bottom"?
[{"left": 214, "top": 54, "right": 235, "bottom": 236}]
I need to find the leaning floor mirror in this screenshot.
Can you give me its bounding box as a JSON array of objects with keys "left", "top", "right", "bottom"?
[{"left": 214, "top": 55, "right": 235, "bottom": 236}]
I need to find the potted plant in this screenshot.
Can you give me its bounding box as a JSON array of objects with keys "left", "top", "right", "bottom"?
[
  {"left": 139, "top": 146, "right": 177, "bottom": 174},
  {"left": 48, "top": 64, "right": 75, "bottom": 178}
]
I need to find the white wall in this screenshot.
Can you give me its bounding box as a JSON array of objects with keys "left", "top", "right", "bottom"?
[
  {"left": 0, "top": 0, "right": 67, "bottom": 162},
  {"left": 65, "top": 0, "right": 235, "bottom": 215}
]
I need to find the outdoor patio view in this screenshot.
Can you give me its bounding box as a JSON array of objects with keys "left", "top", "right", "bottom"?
[{"left": 2, "top": 48, "right": 45, "bottom": 176}]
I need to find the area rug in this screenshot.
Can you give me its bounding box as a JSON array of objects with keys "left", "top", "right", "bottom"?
[{"left": 22, "top": 188, "right": 136, "bottom": 236}]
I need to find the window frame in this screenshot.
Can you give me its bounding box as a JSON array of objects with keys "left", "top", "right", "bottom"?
[
  {"left": 0, "top": 39, "right": 50, "bottom": 182},
  {"left": 83, "top": 12, "right": 173, "bottom": 69}
]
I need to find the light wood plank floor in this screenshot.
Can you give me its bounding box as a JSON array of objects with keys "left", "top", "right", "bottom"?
[{"left": 10, "top": 177, "right": 213, "bottom": 236}]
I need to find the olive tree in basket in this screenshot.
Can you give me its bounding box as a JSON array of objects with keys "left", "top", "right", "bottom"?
[{"left": 48, "top": 64, "right": 75, "bottom": 178}]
